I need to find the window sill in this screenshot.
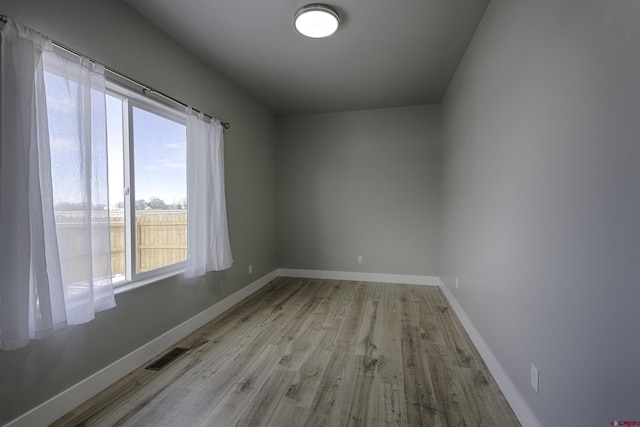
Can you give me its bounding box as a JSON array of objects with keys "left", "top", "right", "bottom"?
[{"left": 114, "top": 268, "right": 185, "bottom": 296}]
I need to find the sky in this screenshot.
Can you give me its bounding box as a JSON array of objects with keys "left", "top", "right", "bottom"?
[{"left": 46, "top": 70, "right": 109, "bottom": 208}]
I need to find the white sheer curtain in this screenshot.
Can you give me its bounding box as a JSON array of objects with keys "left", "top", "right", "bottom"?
[
  {"left": 0, "top": 19, "right": 116, "bottom": 351},
  {"left": 185, "top": 110, "right": 233, "bottom": 278},
  {"left": 0, "top": 19, "right": 64, "bottom": 351},
  {"left": 43, "top": 45, "right": 116, "bottom": 324}
]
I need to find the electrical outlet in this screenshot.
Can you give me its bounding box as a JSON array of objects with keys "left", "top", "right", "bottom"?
[
  {"left": 249, "top": 264, "right": 253, "bottom": 274},
  {"left": 357, "top": 255, "right": 363, "bottom": 264},
  {"left": 531, "top": 363, "right": 539, "bottom": 393}
]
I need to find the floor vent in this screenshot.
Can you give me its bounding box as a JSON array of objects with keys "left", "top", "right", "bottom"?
[{"left": 145, "top": 347, "right": 189, "bottom": 371}]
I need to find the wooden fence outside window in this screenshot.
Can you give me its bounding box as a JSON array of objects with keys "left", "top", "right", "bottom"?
[{"left": 55, "top": 210, "right": 187, "bottom": 283}]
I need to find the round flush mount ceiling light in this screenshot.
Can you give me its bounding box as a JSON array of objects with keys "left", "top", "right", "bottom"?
[{"left": 294, "top": 4, "right": 340, "bottom": 38}]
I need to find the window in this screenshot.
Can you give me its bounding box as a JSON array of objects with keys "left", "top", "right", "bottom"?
[
  {"left": 45, "top": 74, "right": 188, "bottom": 287},
  {"left": 106, "top": 86, "right": 188, "bottom": 285},
  {"left": 41, "top": 50, "right": 230, "bottom": 293}
]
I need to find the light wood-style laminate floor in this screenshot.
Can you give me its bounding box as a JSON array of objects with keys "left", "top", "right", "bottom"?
[{"left": 51, "top": 277, "right": 521, "bottom": 426}]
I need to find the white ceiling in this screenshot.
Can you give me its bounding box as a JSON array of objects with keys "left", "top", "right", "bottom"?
[{"left": 123, "top": 0, "right": 490, "bottom": 116}]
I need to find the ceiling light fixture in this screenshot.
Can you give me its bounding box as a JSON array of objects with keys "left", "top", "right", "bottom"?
[{"left": 294, "top": 4, "right": 340, "bottom": 39}]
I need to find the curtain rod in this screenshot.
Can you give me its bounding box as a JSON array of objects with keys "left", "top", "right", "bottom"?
[{"left": 0, "top": 14, "right": 230, "bottom": 130}]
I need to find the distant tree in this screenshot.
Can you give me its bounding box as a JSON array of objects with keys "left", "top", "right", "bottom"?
[
  {"left": 55, "top": 201, "right": 85, "bottom": 211},
  {"left": 147, "top": 197, "right": 167, "bottom": 210},
  {"left": 55, "top": 202, "right": 74, "bottom": 211},
  {"left": 135, "top": 199, "right": 147, "bottom": 210},
  {"left": 115, "top": 201, "right": 124, "bottom": 209}
]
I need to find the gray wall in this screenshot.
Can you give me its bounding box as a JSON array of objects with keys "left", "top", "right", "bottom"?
[
  {"left": 0, "top": 0, "right": 277, "bottom": 423},
  {"left": 440, "top": 0, "right": 640, "bottom": 424},
  {"left": 277, "top": 105, "right": 441, "bottom": 276}
]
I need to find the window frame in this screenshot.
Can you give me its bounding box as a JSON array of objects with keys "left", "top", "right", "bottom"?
[{"left": 105, "top": 80, "right": 188, "bottom": 289}]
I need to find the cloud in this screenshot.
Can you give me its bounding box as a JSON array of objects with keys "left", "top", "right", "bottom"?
[
  {"left": 141, "top": 158, "right": 185, "bottom": 171},
  {"left": 46, "top": 96, "right": 77, "bottom": 115},
  {"left": 163, "top": 142, "right": 186, "bottom": 149},
  {"left": 50, "top": 136, "right": 78, "bottom": 150}
]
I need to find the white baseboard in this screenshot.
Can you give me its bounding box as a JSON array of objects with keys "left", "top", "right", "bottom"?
[
  {"left": 438, "top": 280, "right": 541, "bottom": 427},
  {"left": 278, "top": 268, "right": 441, "bottom": 286},
  {"left": 6, "top": 269, "right": 279, "bottom": 427}
]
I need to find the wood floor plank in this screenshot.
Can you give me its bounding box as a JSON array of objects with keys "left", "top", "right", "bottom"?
[
  {"left": 428, "top": 289, "right": 480, "bottom": 369},
  {"left": 279, "top": 324, "right": 330, "bottom": 373},
  {"left": 52, "top": 278, "right": 521, "bottom": 427},
  {"left": 335, "top": 282, "right": 369, "bottom": 350},
  {"left": 422, "top": 337, "right": 469, "bottom": 426},
  {"left": 329, "top": 354, "right": 385, "bottom": 427},
  {"left": 376, "top": 300, "right": 404, "bottom": 386},
  {"left": 369, "top": 381, "right": 408, "bottom": 427},
  {"left": 235, "top": 368, "right": 297, "bottom": 427},
  {"left": 268, "top": 401, "right": 311, "bottom": 427},
  {"left": 197, "top": 344, "right": 285, "bottom": 426},
  {"left": 401, "top": 325, "right": 442, "bottom": 427},
  {"left": 320, "top": 280, "right": 358, "bottom": 331},
  {"left": 282, "top": 346, "right": 333, "bottom": 408},
  {"left": 355, "top": 298, "right": 382, "bottom": 359}
]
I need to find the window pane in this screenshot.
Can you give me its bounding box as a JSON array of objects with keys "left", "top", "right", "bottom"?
[
  {"left": 106, "top": 95, "right": 126, "bottom": 283},
  {"left": 132, "top": 107, "right": 187, "bottom": 273}
]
